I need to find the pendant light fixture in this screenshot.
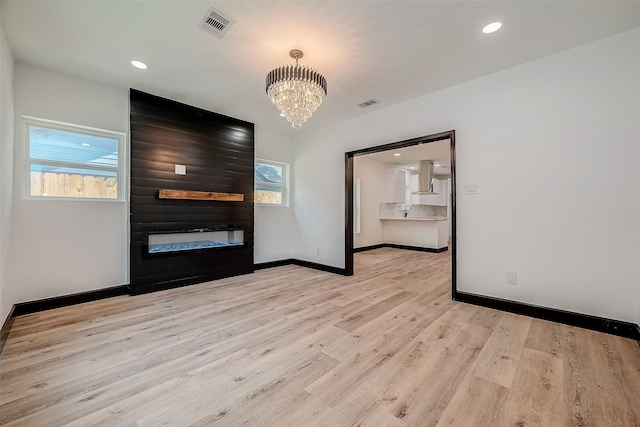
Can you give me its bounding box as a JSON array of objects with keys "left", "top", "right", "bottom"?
[{"left": 265, "top": 49, "right": 327, "bottom": 128}]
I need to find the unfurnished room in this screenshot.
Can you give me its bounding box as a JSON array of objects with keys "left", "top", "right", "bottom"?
[{"left": 0, "top": 1, "right": 639, "bottom": 426}]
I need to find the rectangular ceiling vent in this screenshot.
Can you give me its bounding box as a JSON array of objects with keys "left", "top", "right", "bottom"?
[
  {"left": 198, "top": 7, "right": 235, "bottom": 39},
  {"left": 357, "top": 99, "right": 379, "bottom": 108}
]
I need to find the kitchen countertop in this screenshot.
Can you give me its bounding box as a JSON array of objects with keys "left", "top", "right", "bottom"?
[{"left": 380, "top": 217, "right": 448, "bottom": 221}]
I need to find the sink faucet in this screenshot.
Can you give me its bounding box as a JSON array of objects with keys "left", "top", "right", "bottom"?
[{"left": 404, "top": 204, "right": 412, "bottom": 217}]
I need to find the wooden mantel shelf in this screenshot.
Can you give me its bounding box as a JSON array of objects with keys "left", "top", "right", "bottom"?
[{"left": 158, "top": 189, "right": 244, "bottom": 202}]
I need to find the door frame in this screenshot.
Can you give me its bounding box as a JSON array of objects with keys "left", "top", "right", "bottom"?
[{"left": 344, "top": 130, "right": 457, "bottom": 298}]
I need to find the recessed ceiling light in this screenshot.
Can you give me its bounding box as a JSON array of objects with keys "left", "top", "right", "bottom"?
[
  {"left": 434, "top": 163, "right": 441, "bottom": 167},
  {"left": 394, "top": 153, "right": 401, "bottom": 157},
  {"left": 482, "top": 22, "right": 502, "bottom": 34},
  {"left": 131, "top": 60, "right": 148, "bottom": 70}
]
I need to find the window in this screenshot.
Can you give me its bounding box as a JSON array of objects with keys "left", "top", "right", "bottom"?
[
  {"left": 24, "top": 116, "right": 126, "bottom": 201},
  {"left": 255, "top": 159, "right": 289, "bottom": 206}
]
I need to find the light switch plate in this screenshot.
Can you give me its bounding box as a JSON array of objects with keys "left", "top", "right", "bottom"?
[
  {"left": 464, "top": 184, "right": 478, "bottom": 195},
  {"left": 175, "top": 164, "right": 186, "bottom": 175}
]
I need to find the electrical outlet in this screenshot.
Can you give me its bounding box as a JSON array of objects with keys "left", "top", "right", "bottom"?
[
  {"left": 506, "top": 271, "right": 517, "bottom": 285},
  {"left": 316, "top": 247, "right": 321, "bottom": 256}
]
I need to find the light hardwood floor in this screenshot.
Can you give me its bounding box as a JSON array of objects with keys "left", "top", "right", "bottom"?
[{"left": 1, "top": 248, "right": 639, "bottom": 426}]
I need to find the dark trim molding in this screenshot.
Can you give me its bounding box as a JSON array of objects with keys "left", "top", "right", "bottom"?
[
  {"left": 353, "top": 244, "right": 386, "bottom": 253},
  {"left": 12, "top": 285, "right": 129, "bottom": 317},
  {"left": 345, "top": 130, "right": 456, "bottom": 294},
  {"left": 354, "top": 243, "right": 447, "bottom": 253},
  {"left": 254, "top": 259, "right": 347, "bottom": 276},
  {"left": 345, "top": 153, "right": 354, "bottom": 276},
  {"left": 455, "top": 291, "right": 640, "bottom": 341},
  {"left": 347, "top": 130, "right": 456, "bottom": 157},
  {"left": 254, "top": 259, "right": 295, "bottom": 270},
  {"left": 291, "top": 259, "right": 348, "bottom": 275},
  {"left": 8, "top": 257, "right": 346, "bottom": 319},
  {"left": 449, "top": 133, "right": 457, "bottom": 299},
  {"left": 0, "top": 305, "right": 16, "bottom": 354}
]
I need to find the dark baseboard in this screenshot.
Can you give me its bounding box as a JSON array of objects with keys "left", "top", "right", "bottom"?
[
  {"left": 0, "top": 305, "right": 16, "bottom": 354},
  {"left": 12, "top": 285, "right": 129, "bottom": 317},
  {"left": 11, "top": 259, "right": 343, "bottom": 318},
  {"left": 291, "top": 259, "right": 348, "bottom": 275},
  {"left": 353, "top": 244, "right": 386, "bottom": 253},
  {"left": 455, "top": 291, "right": 640, "bottom": 341},
  {"left": 384, "top": 243, "right": 448, "bottom": 253},
  {"left": 355, "top": 243, "right": 448, "bottom": 253},
  {"left": 254, "top": 259, "right": 295, "bottom": 270},
  {"left": 255, "top": 259, "right": 348, "bottom": 276}
]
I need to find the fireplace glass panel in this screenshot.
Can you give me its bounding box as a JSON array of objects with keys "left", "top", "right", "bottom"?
[{"left": 148, "top": 229, "right": 244, "bottom": 254}]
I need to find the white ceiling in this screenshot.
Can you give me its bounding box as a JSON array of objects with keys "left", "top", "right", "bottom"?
[
  {"left": 360, "top": 139, "right": 451, "bottom": 173},
  {"left": 2, "top": 1, "right": 640, "bottom": 136}
]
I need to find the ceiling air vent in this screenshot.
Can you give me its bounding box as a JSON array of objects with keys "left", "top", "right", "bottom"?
[
  {"left": 198, "top": 7, "right": 235, "bottom": 39},
  {"left": 357, "top": 99, "right": 379, "bottom": 108}
]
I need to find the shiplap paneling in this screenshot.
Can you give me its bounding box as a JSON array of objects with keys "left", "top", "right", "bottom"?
[{"left": 129, "top": 89, "right": 255, "bottom": 295}]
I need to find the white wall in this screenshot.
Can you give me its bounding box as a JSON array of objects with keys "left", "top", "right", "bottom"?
[
  {"left": 292, "top": 28, "right": 640, "bottom": 324},
  {"left": 8, "top": 63, "right": 293, "bottom": 303},
  {"left": 254, "top": 127, "right": 295, "bottom": 263},
  {"left": 12, "top": 63, "right": 129, "bottom": 303},
  {"left": 353, "top": 156, "right": 386, "bottom": 248},
  {"left": 0, "top": 19, "right": 15, "bottom": 325}
]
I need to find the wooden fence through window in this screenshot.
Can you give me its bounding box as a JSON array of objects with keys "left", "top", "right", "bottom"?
[
  {"left": 30, "top": 172, "right": 117, "bottom": 199},
  {"left": 255, "top": 189, "right": 282, "bottom": 204}
]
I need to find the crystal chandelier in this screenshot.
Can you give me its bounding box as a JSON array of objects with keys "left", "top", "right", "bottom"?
[{"left": 266, "top": 49, "right": 327, "bottom": 128}]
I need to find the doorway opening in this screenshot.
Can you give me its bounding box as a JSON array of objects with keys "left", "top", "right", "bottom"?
[{"left": 344, "top": 130, "right": 457, "bottom": 298}]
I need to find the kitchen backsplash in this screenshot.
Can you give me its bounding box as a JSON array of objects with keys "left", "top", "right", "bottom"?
[{"left": 379, "top": 203, "right": 447, "bottom": 219}]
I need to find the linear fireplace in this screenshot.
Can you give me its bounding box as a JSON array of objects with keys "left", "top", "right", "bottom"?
[{"left": 144, "top": 227, "right": 245, "bottom": 255}]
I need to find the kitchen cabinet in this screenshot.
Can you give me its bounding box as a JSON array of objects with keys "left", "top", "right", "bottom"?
[
  {"left": 393, "top": 168, "right": 407, "bottom": 203},
  {"left": 381, "top": 218, "right": 449, "bottom": 249}
]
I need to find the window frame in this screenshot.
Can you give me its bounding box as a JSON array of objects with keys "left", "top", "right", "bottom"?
[
  {"left": 254, "top": 158, "right": 289, "bottom": 207},
  {"left": 23, "top": 116, "right": 127, "bottom": 202}
]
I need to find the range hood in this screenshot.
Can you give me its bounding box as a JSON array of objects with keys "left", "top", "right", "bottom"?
[{"left": 412, "top": 160, "right": 439, "bottom": 195}]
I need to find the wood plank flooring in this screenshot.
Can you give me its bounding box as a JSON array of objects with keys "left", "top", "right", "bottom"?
[{"left": 1, "top": 248, "right": 639, "bottom": 426}]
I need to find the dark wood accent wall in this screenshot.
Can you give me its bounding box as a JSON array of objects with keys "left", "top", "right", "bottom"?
[{"left": 129, "top": 89, "right": 255, "bottom": 295}]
